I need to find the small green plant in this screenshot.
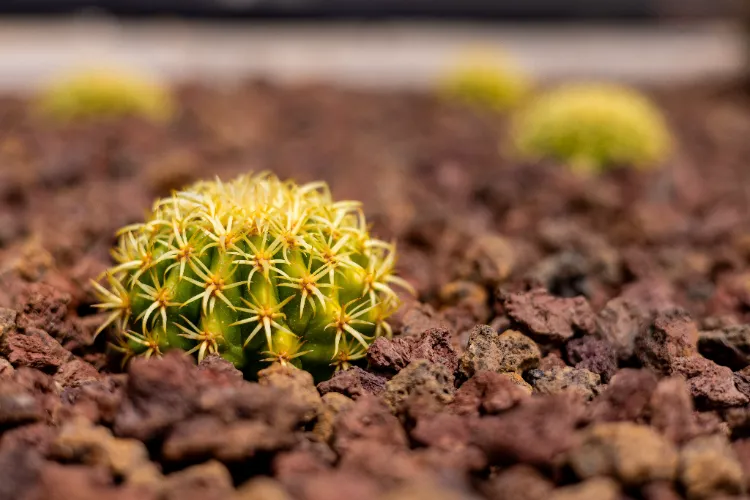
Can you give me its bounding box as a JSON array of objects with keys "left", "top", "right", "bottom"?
[
  {"left": 93, "top": 172, "right": 412, "bottom": 379},
  {"left": 511, "top": 83, "right": 671, "bottom": 173},
  {"left": 37, "top": 67, "right": 173, "bottom": 122},
  {"left": 439, "top": 50, "right": 531, "bottom": 112}
]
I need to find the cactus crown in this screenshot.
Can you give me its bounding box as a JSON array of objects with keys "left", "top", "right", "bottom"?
[
  {"left": 511, "top": 83, "right": 672, "bottom": 173},
  {"left": 93, "top": 173, "right": 412, "bottom": 379},
  {"left": 439, "top": 50, "right": 531, "bottom": 112},
  {"left": 37, "top": 68, "right": 173, "bottom": 122}
]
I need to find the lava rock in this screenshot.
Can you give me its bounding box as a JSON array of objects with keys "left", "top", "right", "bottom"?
[
  {"left": 13, "top": 283, "right": 70, "bottom": 340},
  {"left": 549, "top": 478, "right": 620, "bottom": 500},
  {"left": 0, "top": 422, "right": 58, "bottom": 456},
  {"left": 0, "top": 444, "right": 43, "bottom": 500},
  {"left": 333, "top": 394, "right": 408, "bottom": 454},
  {"left": 26, "top": 462, "right": 153, "bottom": 500},
  {"left": 0, "top": 379, "right": 44, "bottom": 426},
  {"left": 565, "top": 336, "right": 618, "bottom": 383},
  {"left": 671, "top": 355, "right": 749, "bottom": 410},
  {"left": 459, "top": 233, "right": 515, "bottom": 285},
  {"left": 470, "top": 392, "right": 585, "bottom": 467},
  {"left": 317, "top": 367, "right": 387, "bottom": 399},
  {"left": 12, "top": 367, "right": 61, "bottom": 421},
  {"left": 114, "top": 351, "right": 202, "bottom": 441},
  {"left": 734, "top": 365, "right": 750, "bottom": 399},
  {"left": 679, "top": 435, "right": 745, "bottom": 500},
  {"left": 338, "top": 440, "right": 427, "bottom": 488},
  {"left": 409, "top": 412, "right": 474, "bottom": 454},
  {"left": 54, "top": 357, "right": 102, "bottom": 387},
  {"left": 501, "top": 288, "right": 596, "bottom": 344},
  {"left": 234, "top": 477, "right": 292, "bottom": 500},
  {"left": 258, "top": 364, "right": 322, "bottom": 423},
  {"left": 459, "top": 327, "right": 541, "bottom": 379},
  {"left": 0, "top": 358, "right": 13, "bottom": 380},
  {"left": 367, "top": 328, "right": 458, "bottom": 375},
  {"left": 378, "top": 481, "right": 472, "bottom": 500},
  {"left": 197, "top": 354, "right": 243, "bottom": 384},
  {"left": 313, "top": 392, "right": 355, "bottom": 443},
  {"left": 588, "top": 369, "right": 658, "bottom": 422},
  {"left": 60, "top": 375, "right": 124, "bottom": 425},
  {"left": 568, "top": 422, "right": 678, "bottom": 485},
  {"left": 439, "top": 281, "right": 490, "bottom": 323},
  {"left": 160, "top": 460, "right": 234, "bottom": 500},
  {"left": 398, "top": 304, "right": 451, "bottom": 338},
  {"left": 526, "top": 366, "right": 601, "bottom": 400},
  {"left": 649, "top": 376, "right": 697, "bottom": 444},
  {"left": 285, "top": 469, "right": 380, "bottom": 500},
  {"left": 50, "top": 417, "right": 153, "bottom": 480},
  {"left": 0, "top": 307, "right": 17, "bottom": 339},
  {"left": 698, "top": 324, "right": 750, "bottom": 370},
  {"left": 162, "top": 414, "right": 298, "bottom": 463},
  {"left": 452, "top": 371, "right": 530, "bottom": 416},
  {"left": 483, "top": 465, "right": 554, "bottom": 500},
  {"left": 641, "top": 482, "right": 683, "bottom": 500},
  {"left": 1, "top": 326, "right": 72, "bottom": 372},
  {"left": 595, "top": 297, "right": 649, "bottom": 360},
  {"left": 382, "top": 359, "right": 454, "bottom": 414},
  {"left": 635, "top": 308, "right": 698, "bottom": 374}
]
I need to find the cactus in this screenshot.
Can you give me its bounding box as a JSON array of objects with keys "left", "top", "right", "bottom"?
[
  {"left": 511, "top": 83, "right": 671, "bottom": 173},
  {"left": 439, "top": 50, "right": 531, "bottom": 112},
  {"left": 93, "top": 173, "right": 413, "bottom": 379},
  {"left": 37, "top": 67, "right": 173, "bottom": 122}
]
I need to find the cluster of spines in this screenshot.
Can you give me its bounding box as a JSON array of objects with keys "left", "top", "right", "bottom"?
[{"left": 93, "top": 173, "right": 412, "bottom": 377}]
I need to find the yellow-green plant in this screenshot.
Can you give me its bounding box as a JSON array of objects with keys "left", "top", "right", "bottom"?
[
  {"left": 37, "top": 68, "right": 173, "bottom": 122},
  {"left": 93, "top": 173, "right": 412, "bottom": 379},
  {"left": 512, "top": 83, "right": 671, "bottom": 173},
  {"left": 439, "top": 50, "right": 531, "bottom": 112}
]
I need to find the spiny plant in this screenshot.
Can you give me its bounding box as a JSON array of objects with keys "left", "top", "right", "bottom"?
[
  {"left": 439, "top": 49, "right": 531, "bottom": 112},
  {"left": 511, "top": 83, "right": 672, "bottom": 173},
  {"left": 93, "top": 172, "right": 413, "bottom": 379},
  {"left": 37, "top": 67, "right": 173, "bottom": 122}
]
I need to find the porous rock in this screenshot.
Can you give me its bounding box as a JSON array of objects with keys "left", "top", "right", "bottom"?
[
  {"left": 317, "top": 366, "right": 387, "bottom": 399},
  {"left": 549, "top": 478, "right": 619, "bottom": 500},
  {"left": 501, "top": 288, "right": 596, "bottom": 344},
  {"left": 382, "top": 359, "right": 454, "bottom": 414},
  {"left": 452, "top": 370, "right": 530, "bottom": 416},
  {"left": 680, "top": 435, "right": 745, "bottom": 500},
  {"left": 566, "top": 336, "right": 618, "bottom": 383},
  {"left": 568, "top": 422, "right": 678, "bottom": 485},
  {"left": 470, "top": 392, "right": 585, "bottom": 467},
  {"left": 459, "top": 326, "right": 540, "bottom": 379},
  {"left": 526, "top": 366, "right": 600, "bottom": 400},
  {"left": 367, "top": 328, "right": 458, "bottom": 375}
]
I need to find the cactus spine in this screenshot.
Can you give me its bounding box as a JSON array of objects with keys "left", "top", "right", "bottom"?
[{"left": 93, "top": 172, "right": 412, "bottom": 378}]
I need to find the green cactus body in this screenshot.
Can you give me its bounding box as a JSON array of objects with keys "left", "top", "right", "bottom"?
[
  {"left": 38, "top": 68, "right": 173, "bottom": 122},
  {"left": 93, "top": 173, "right": 412, "bottom": 379},
  {"left": 511, "top": 83, "right": 672, "bottom": 173}
]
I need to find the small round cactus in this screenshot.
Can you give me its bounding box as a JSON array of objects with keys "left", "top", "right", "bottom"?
[
  {"left": 511, "top": 83, "right": 671, "bottom": 173},
  {"left": 93, "top": 173, "right": 412, "bottom": 379},
  {"left": 439, "top": 50, "right": 531, "bottom": 112},
  {"left": 37, "top": 67, "right": 173, "bottom": 122}
]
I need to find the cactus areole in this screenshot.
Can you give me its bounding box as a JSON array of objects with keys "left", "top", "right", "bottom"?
[{"left": 94, "top": 172, "right": 413, "bottom": 379}]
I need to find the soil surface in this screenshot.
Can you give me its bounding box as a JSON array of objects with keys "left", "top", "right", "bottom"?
[{"left": 2, "top": 79, "right": 750, "bottom": 499}]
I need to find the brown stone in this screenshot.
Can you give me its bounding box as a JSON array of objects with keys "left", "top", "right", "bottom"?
[{"left": 568, "top": 422, "right": 678, "bottom": 485}]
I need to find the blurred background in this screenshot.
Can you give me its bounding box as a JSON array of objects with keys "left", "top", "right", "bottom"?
[
  {"left": 2, "top": 0, "right": 750, "bottom": 311},
  {"left": 0, "top": 0, "right": 744, "bottom": 91}
]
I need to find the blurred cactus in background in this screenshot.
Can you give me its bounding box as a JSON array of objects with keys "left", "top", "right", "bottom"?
[
  {"left": 37, "top": 67, "right": 173, "bottom": 122},
  {"left": 439, "top": 49, "right": 531, "bottom": 112},
  {"left": 511, "top": 83, "right": 672, "bottom": 173},
  {"left": 93, "top": 172, "right": 412, "bottom": 379}
]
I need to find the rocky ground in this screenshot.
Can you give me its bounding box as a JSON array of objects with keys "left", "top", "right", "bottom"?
[{"left": 2, "top": 79, "right": 750, "bottom": 499}]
